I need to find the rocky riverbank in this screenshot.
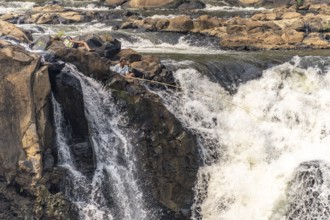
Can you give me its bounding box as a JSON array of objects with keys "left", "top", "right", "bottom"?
[
  {"left": 0, "top": 20, "right": 199, "bottom": 219},
  {"left": 3, "top": 1, "right": 330, "bottom": 50},
  {"left": 121, "top": 2, "right": 330, "bottom": 50}
]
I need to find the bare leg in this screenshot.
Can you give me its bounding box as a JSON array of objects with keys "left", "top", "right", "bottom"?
[
  {"left": 70, "top": 40, "right": 93, "bottom": 51},
  {"left": 82, "top": 42, "right": 93, "bottom": 51}
]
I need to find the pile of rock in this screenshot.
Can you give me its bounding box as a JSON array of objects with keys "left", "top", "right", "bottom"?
[
  {"left": 0, "top": 4, "right": 128, "bottom": 24},
  {"left": 121, "top": 3, "right": 330, "bottom": 50}
]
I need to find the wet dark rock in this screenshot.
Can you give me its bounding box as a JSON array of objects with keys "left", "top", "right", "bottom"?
[
  {"left": 48, "top": 67, "right": 85, "bottom": 143},
  {"left": 48, "top": 62, "right": 96, "bottom": 178},
  {"left": 43, "top": 149, "right": 55, "bottom": 171},
  {"left": 80, "top": 38, "right": 197, "bottom": 218},
  {"left": 86, "top": 36, "right": 104, "bottom": 49},
  {"left": 177, "top": 0, "right": 206, "bottom": 10},
  {"left": 71, "top": 142, "right": 95, "bottom": 176},
  {"left": 123, "top": 10, "right": 140, "bottom": 17},
  {"left": 107, "top": 77, "right": 198, "bottom": 219},
  {"left": 120, "top": 21, "right": 139, "bottom": 29},
  {"left": 286, "top": 160, "right": 330, "bottom": 220},
  {"left": 97, "top": 40, "right": 122, "bottom": 59},
  {"left": 1, "top": 22, "right": 197, "bottom": 219},
  {"left": 104, "top": 0, "right": 126, "bottom": 7},
  {"left": 51, "top": 46, "right": 112, "bottom": 81}
]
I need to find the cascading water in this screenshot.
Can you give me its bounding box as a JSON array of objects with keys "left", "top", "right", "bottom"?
[
  {"left": 52, "top": 64, "right": 154, "bottom": 220},
  {"left": 5, "top": 0, "right": 330, "bottom": 218},
  {"left": 152, "top": 56, "right": 330, "bottom": 220}
]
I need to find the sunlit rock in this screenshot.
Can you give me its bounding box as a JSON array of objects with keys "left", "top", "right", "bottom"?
[
  {"left": 167, "top": 15, "right": 194, "bottom": 32},
  {"left": 0, "top": 20, "right": 31, "bottom": 43}
]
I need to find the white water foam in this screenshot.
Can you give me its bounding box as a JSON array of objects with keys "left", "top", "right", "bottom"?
[
  {"left": 202, "top": 3, "right": 268, "bottom": 12},
  {"left": 0, "top": 1, "right": 35, "bottom": 13},
  {"left": 17, "top": 22, "right": 113, "bottom": 38},
  {"left": 120, "top": 35, "right": 225, "bottom": 55},
  {"left": 52, "top": 64, "right": 153, "bottom": 220},
  {"left": 148, "top": 14, "right": 179, "bottom": 19},
  {"left": 153, "top": 56, "right": 330, "bottom": 220},
  {"left": 65, "top": 3, "right": 110, "bottom": 11}
]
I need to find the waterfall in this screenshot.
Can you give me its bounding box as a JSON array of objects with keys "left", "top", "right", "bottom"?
[
  {"left": 152, "top": 56, "right": 330, "bottom": 220},
  {"left": 52, "top": 64, "right": 153, "bottom": 220}
]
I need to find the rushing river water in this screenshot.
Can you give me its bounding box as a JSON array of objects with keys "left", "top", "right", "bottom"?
[
  {"left": 152, "top": 56, "right": 330, "bottom": 220},
  {"left": 3, "top": 0, "right": 330, "bottom": 219},
  {"left": 53, "top": 64, "right": 154, "bottom": 220}
]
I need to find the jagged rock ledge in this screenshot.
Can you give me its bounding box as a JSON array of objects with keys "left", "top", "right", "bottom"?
[
  {"left": 0, "top": 21, "right": 199, "bottom": 219},
  {"left": 120, "top": 2, "right": 330, "bottom": 50}
]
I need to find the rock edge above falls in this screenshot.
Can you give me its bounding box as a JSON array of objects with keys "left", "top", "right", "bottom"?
[{"left": 0, "top": 20, "right": 200, "bottom": 220}]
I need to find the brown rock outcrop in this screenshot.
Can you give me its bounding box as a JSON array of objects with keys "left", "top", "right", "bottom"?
[
  {"left": 0, "top": 45, "right": 43, "bottom": 181},
  {"left": 0, "top": 44, "right": 72, "bottom": 219},
  {"left": 167, "top": 16, "right": 194, "bottom": 32},
  {"left": 120, "top": 3, "right": 330, "bottom": 50},
  {"left": 281, "top": 29, "right": 304, "bottom": 44},
  {"left": 0, "top": 20, "right": 31, "bottom": 43},
  {"left": 32, "top": 4, "right": 65, "bottom": 13},
  {"left": 0, "top": 19, "right": 199, "bottom": 219}
]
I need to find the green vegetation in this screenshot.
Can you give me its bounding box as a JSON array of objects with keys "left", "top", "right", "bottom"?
[{"left": 296, "top": 0, "right": 303, "bottom": 7}]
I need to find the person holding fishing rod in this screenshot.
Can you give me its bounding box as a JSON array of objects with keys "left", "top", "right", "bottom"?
[{"left": 111, "top": 57, "right": 135, "bottom": 78}]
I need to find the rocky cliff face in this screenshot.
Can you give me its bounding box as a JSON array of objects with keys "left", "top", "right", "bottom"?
[
  {"left": 106, "top": 76, "right": 199, "bottom": 218},
  {"left": 49, "top": 41, "right": 199, "bottom": 218},
  {"left": 0, "top": 43, "right": 72, "bottom": 219},
  {"left": 0, "top": 21, "right": 200, "bottom": 219}
]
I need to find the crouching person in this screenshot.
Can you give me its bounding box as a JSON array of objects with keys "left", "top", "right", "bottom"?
[{"left": 111, "top": 57, "right": 135, "bottom": 78}]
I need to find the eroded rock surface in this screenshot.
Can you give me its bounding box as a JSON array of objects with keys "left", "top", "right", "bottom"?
[
  {"left": 120, "top": 2, "right": 330, "bottom": 50},
  {"left": 0, "top": 45, "right": 72, "bottom": 219},
  {"left": 0, "top": 21, "right": 199, "bottom": 219}
]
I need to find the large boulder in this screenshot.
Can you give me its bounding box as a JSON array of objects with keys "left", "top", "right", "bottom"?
[
  {"left": 0, "top": 20, "right": 31, "bottom": 43},
  {"left": 48, "top": 61, "right": 96, "bottom": 177},
  {"left": 51, "top": 46, "right": 112, "bottom": 81},
  {"left": 194, "top": 15, "right": 221, "bottom": 30},
  {"left": 281, "top": 29, "right": 304, "bottom": 44},
  {"left": 0, "top": 45, "right": 44, "bottom": 182},
  {"left": 107, "top": 77, "right": 199, "bottom": 219},
  {"left": 0, "top": 44, "right": 71, "bottom": 219},
  {"left": 286, "top": 161, "right": 330, "bottom": 220},
  {"left": 167, "top": 16, "right": 194, "bottom": 32},
  {"left": 29, "top": 10, "right": 84, "bottom": 24}
]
